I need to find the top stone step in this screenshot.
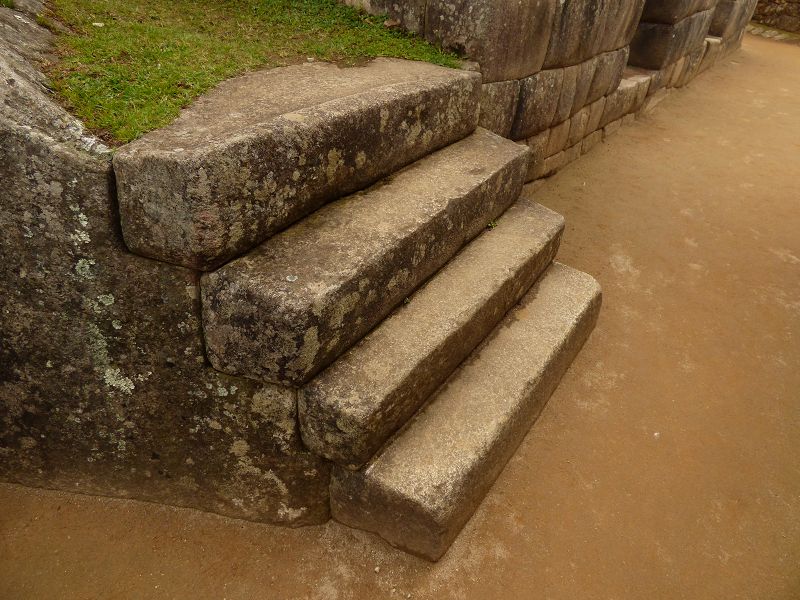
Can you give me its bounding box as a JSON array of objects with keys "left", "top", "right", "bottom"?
[{"left": 113, "top": 59, "right": 481, "bottom": 270}]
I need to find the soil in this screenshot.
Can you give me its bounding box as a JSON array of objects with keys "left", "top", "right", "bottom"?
[{"left": 1, "top": 34, "right": 799, "bottom": 600}]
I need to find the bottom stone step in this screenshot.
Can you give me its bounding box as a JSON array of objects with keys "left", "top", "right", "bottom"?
[{"left": 330, "top": 263, "right": 601, "bottom": 560}]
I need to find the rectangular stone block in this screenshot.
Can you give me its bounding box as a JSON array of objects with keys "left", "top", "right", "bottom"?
[
  {"left": 603, "top": 117, "right": 623, "bottom": 139},
  {"left": 588, "top": 47, "right": 629, "bottom": 105},
  {"left": 425, "top": 0, "right": 558, "bottom": 83},
  {"left": 568, "top": 105, "right": 591, "bottom": 147},
  {"left": 586, "top": 96, "right": 607, "bottom": 134},
  {"left": 524, "top": 129, "right": 551, "bottom": 181},
  {"left": 629, "top": 9, "right": 715, "bottom": 69},
  {"left": 330, "top": 263, "right": 602, "bottom": 561},
  {"left": 512, "top": 68, "right": 564, "bottom": 139},
  {"left": 642, "top": 0, "right": 718, "bottom": 24},
  {"left": 202, "top": 130, "right": 529, "bottom": 386},
  {"left": 478, "top": 80, "right": 521, "bottom": 138},
  {"left": 546, "top": 118, "right": 572, "bottom": 157},
  {"left": 581, "top": 129, "right": 604, "bottom": 154}
]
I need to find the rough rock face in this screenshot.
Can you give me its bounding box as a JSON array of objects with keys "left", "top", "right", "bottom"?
[
  {"left": 753, "top": 0, "right": 800, "bottom": 32},
  {"left": 629, "top": 8, "right": 715, "bottom": 69},
  {"left": 114, "top": 60, "right": 480, "bottom": 271},
  {"left": 0, "top": 8, "right": 330, "bottom": 526},
  {"left": 425, "top": 0, "right": 559, "bottom": 83}
]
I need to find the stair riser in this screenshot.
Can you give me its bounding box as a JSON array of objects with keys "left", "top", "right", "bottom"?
[
  {"left": 115, "top": 75, "right": 481, "bottom": 271},
  {"left": 330, "top": 264, "right": 602, "bottom": 561},
  {"left": 201, "top": 133, "right": 530, "bottom": 386},
  {"left": 299, "top": 205, "right": 564, "bottom": 469}
]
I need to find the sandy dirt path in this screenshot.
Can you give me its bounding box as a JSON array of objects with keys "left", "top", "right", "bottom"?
[{"left": 1, "top": 34, "right": 799, "bottom": 600}]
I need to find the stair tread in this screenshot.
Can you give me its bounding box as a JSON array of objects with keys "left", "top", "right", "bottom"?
[
  {"left": 299, "top": 196, "right": 564, "bottom": 469},
  {"left": 202, "top": 128, "right": 529, "bottom": 386},
  {"left": 330, "top": 262, "right": 601, "bottom": 561},
  {"left": 113, "top": 59, "right": 480, "bottom": 269}
]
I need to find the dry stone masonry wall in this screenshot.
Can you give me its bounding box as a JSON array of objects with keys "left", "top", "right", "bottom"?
[
  {"left": 1, "top": 0, "right": 757, "bottom": 551},
  {"left": 753, "top": 0, "right": 799, "bottom": 32},
  {"left": 346, "top": 0, "right": 756, "bottom": 183}
]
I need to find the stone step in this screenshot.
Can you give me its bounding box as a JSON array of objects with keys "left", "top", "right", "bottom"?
[
  {"left": 330, "top": 263, "right": 601, "bottom": 561},
  {"left": 299, "top": 197, "right": 565, "bottom": 470},
  {"left": 113, "top": 59, "right": 481, "bottom": 270},
  {"left": 201, "top": 129, "right": 529, "bottom": 387}
]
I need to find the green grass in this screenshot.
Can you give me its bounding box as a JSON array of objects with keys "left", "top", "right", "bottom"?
[
  {"left": 44, "top": 0, "right": 460, "bottom": 144},
  {"left": 1, "top": 0, "right": 15, "bottom": 8}
]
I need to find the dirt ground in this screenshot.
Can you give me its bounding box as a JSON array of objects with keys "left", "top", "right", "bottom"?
[{"left": 1, "top": 34, "right": 799, "bottom": 600}]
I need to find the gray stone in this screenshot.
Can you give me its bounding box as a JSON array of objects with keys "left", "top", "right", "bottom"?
[
  {"left": 629, "top": 9, "right": 715, "bottom": 69},
  {"left": 711, "top": 0, "right": 758, "bottom": 40},
  {"left": 603, "top": 117, "right": 624, "bottom": 138},
  {"left": 341, "top": 0, "right": 427, "bottom": 33},
  {"left": 512, "top": 68, "right": 564, "bottom": 139},
  {"left": 201, "top": 129, "right": 529, "bottom": 386},
  {"left": 568, "top": 106, "right": 591, "bottom": 147},
  {"left": 581, "top": 129, "right": 604, "bottom": 154},
  {"left": 0, "top": 25, "right": 329, "bottom": 526},
  {"left": 586, "top": 96, "right": 607, "bottom": 134},
  {"left": 299, "top": 200, "right": 564, "bottom": 469},
  {"left": 544, "top": 0, "right": 609, "bottom": 68},
  {"left": 698, "top": 36, "right": 723, "bottom": 73},
  {"left": 478, "top": 80, "right": 521, "bottom": 138},
  {"left": 571, "top": 56, "right": 598, "bottom": 115},
  {"left": 588, "top": 47, "right": 629, "bottom": 105},
  {"left": 554, "top": 63, "right": 579, "bottom": 125},
  {"left": 330, "top": 263, "right": 602, "bottom": 561},
  {"left": 600, "top": 78, "right": 639, "bottom": 128},
  {"left": 425, "top": 0, "right": 558, "bottom": 83},
  {"left": 641, "top": 87, "right": 673, "bottom": 114},
  {"left": 114, "top": 59, "right": 481, "bottom": 270},
  {"left": 563, "top": 141, "right": 582, "bottom": 166},
  {"left": 642, "top": 0, "right": 718, "bottom": 24},
  {"left": 524, "top": 129, "right": 551, "bottom": 181},
  {"left": 602, "top": 0, "right": 648, "bottom": 50},
  {"left": 542, "top": 150, "right": 567, "bottom": 177},
  {"left": 546, "top": 118, "right": 572, "bottom": 157}
]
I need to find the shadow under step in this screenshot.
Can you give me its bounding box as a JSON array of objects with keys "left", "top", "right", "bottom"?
[
  {"left": 201, "top": 128, "right": 529, "bottom": 386},
  {"left": 299, "top": 197, "right": 565, "bottom": 470},
  {"left": 113, "top": 59, "right": 481, "bottom": 270},
  {"left": 330, "top": 263, "right": 602, "bottom": 561}
]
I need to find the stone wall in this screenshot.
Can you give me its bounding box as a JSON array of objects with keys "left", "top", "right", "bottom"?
[
  {"left": 753, "top": 0, "right": 800, "bottom": 32},
  {"left": 0, "top": 7, "right": 330, "bottom": 526},
  {"left": 346, "top": 0, "right": 755, "bottom": 183}
]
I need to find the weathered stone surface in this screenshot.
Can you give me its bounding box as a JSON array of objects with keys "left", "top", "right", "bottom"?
[
  {"left": 676, "top": 43, "right": 706, "bottom": 86},
  {"left": 299, "top": 200, "right": 564, "bottom": 469},
  {"left": 564, "top": 141, "right": 582, "bottom": 166},
  {"left": 753, "top": 0, "right": 800, "bottom": 33},
  {"left": 588, "top": 47, "right": 629, "bottom": 105},
  {"left": 581, "top": 129, "right": 604, "bottom": 154},
  {"left": 602, "top": 0, "right": 648, "bottom": 50},
  {"left": 571, "top": 56, "right": 598, "bottom": 115},
  {"left": 642, "top": 0, "right": 718, "bottom": 24},
  {"left": 586, "top": 96, "right": 607, "bottom": 133},
  {"left": 600, "top": 79, "right": 640, "bottom": 128},
  {"left": 629, "top": 9, "right": 715, "bottom": 69},
  {"left": 114, "top": 59, "right": 481, "bottom": 270},
  {"left": 524, "top": 129, "right": 551, "bottom": 181},
  {"left": 568, "top": 105, "right": 591, "bottom": 147},
  {"left": 603, "top": 117, "right": 624, "bottom": 138},
  {"left": 0, "top": 21, "right": 329, "bottom": 526},
  {"left": 699, "top": 36, "right": 723, "bottom": 72},
  {"left": 425, "top": 0, "right": 558, "bottom": 83},
  {"left": 330, "top": 263, "right": 602, "bottom": 561},
  {"left": 342, "top": 0, "right": 427, "bottom": 33},
  {"left": 641, "top": 87, "right": 673, "bottom": 114},
  {"left": 543, "top": 150, "right": 568, "bottom": 177},
  {"left": 478, "top": 80, "right": 521, "bottom": 138},
  {"left": 546, "top": 118, "right": 572, "bottom": 156},
  {"left": 554, "top": 63, "right": 579, "bottom": 125},
  {"left": 511, "top": 68, "right": 564, "bottom": 139},
  {"left": 202, "top": 129, "right": 529, "bottom": 386},
  {"left": 711, "top": 0, "right": 759, "bottom": 39},
  {"left": 544, "top": 0, "right": 609, "bottom": 68}
]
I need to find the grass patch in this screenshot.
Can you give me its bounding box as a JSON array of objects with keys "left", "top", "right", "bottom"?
[
  {"left": 45, "top": 0, "right": 460, "bottom": 144},
  {"left": 1, "top": 0, "right": 14, "bottom": 9}
]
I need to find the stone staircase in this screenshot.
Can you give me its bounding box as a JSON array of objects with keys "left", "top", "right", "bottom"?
[{"left": 104, "top": 59, "right": 601, "bottom": 560}]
